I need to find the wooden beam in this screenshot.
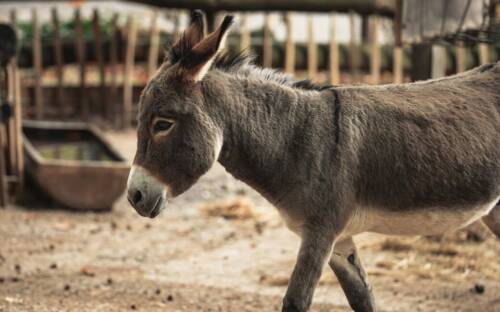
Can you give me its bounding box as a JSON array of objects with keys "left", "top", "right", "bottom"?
[
  {"left": 92, "top": 8, "right": 106, "bottom": 117},
  {"left": 128, "top": 0, "right": 397, "bottom": 16},
  {"left": 51, "top": 7, "right": 64, "bottom": 116},
  {"left": 329, "top": 13, "right": 340, "bottom": 85},
  {"left": 262, "top": 14, "right": 272, "bottom": 68},
  {"left": 32, "top": 8, "right": 43, "bottom": 119},
  {"left": 307, "top": 16, "right": 317, "bottom": 80},
  {"left": 123, "top": 15, "right": 137, "bottom": 129},
  {"left": 74, "top": 8, "right": 88, "bottom": 120},
  {"left": 147, "top": 10, "right": 160, "bottom": 78},
  {"left": 369, "top": 15, "right": 380, "bottom": 84},
  {"left": 284, "top": 12, "right": 295, "bottom": 75}
]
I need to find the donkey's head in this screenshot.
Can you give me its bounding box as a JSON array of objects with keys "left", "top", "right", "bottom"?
[{"left": 127, "top": 11, "right": 234, "bottom": 218}]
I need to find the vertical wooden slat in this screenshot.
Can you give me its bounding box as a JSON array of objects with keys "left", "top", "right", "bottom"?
[
  {"left": 393, "top": 0, "right": 403, "bottom": 83},
  {"left": 478, "top": 43, "right": 489, "bottom": 65},
  {"left": 431, "top": 45, "right": 447, "bottom": 78},
  {"left": 349, "top": 12, "right": 360, "bottom": 82},
  {"left": 0, "top": 128, "right": 7, "bottom": 207},
  {"left": 92, "top": 8, "right": 105, "bottom": 118},
  {"left": 10, "top": 9, "right": 23, "bottom": 195},
  {"left": 262, "top": 14, "right": 272, "bottom": 68},
  {"left": 240, "top": 14, "right": 251, "bottom": 51},
  {"left": 307, "top": 16, "right": 317, "bottom": 81},
  {"left": 284, "top": 12, "right": 295, "bottom": 75},
  {"left": 369, "top": 15, "right": 380, "bottom": 84},
  {"left": 123, "top": 15, "right": 137, "bottom": 129},
  {"left": 456, "top": 41, "right": 466, "bottom": 73},
  {"left": 51, "top": 7, "right": 64, "bottom": 116},
  {"left": 74, "top": 8, "right": 88, "bottom": 119},
  {"left": 32, "top": 8, "right": 43, "bottom": 119},
  {"left": 109, "top": 13, "right": 119, "bottom": 126},
  {"left": 329, "top": 13, "right": 340, "bottom": 85},
  {"left": 147, "top": 10, "right": 160, "bottom": 78}
]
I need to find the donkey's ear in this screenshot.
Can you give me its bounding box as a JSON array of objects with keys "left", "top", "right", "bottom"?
[
  {"left": 179, "top": 15, "right": 234, "bottom": 81},
  {"left": 169, "top": 10, "right": 206, "bottom": 62}
]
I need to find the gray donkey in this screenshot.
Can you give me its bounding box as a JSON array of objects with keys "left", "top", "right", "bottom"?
[{"left": 127, "top": 11, "right": 500, "bottom": 312}]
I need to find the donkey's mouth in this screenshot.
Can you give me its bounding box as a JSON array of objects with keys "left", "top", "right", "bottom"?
[{"left": 149, "top": 196, "right": 164, "bottom": 218}]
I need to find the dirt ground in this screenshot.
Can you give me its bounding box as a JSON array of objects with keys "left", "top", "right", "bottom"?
[{"left": 1, "top": 130, "right": 499, "bottom": 312}]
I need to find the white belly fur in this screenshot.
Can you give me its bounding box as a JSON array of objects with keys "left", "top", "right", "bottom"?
[{"left": 343, "top": 195, "right": 500, "bottom": 237}]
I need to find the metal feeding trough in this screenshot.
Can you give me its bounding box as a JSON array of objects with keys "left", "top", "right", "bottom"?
[{"left": 23, "top": 120, "right": 130, "bottom": 211}]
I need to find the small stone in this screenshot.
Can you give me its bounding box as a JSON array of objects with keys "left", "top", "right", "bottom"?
[
  {"left": 130, "top": 304, "right": 137, "bottom": 310},
  {"left": 50, "top": 263, "right": 58, "bottom": 269},
  {"left": 155, "top": 288, "right": 161, "bottom": 295},
  {"left": 474, "top": 283, "right": 485, "bottom": 294},
  {"left": 11, "top": 277, "right": 20, "bottom": 282},
  {"left": 106, "top": 278, "right": 113, "bottom": 285},
  {"left": 0, "top": 277, "right": 4, "bottom": 283},
  {"left": 64, "top": 284, "right": 71, "bottom": 291},
  {"left": 14, "top": 264, "right": 21, "bottom": 273},
  {"left": 166, "top": 294, "right": 174, "bottom": 302}
]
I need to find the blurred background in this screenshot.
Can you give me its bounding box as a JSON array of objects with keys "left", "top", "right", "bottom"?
[{"left": 0, "top": 1, "right": 499, "bottom": 311}]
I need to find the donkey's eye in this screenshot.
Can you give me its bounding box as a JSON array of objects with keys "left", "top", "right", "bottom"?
[{"left": 152, "top": 118, "right": 174, "bottom": 135}]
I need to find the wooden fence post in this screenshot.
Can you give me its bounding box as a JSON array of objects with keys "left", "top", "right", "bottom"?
[
  {"left": 393, "top": 0, "right": 403, "bottom": 83},
  {"left": 147, "top": 10, "right": 160, "bottom": 78},
  {"left": 92, "top": 8, "right": 106, "bottom": 118},
  {"left": 370, "top": 15, "right": 380, "bottom": 84},
  {"left": 329, "top": 13, "right": 340, "bottom": 85},
  {"left": 262, "top": 14, "right": 272, "bottom": 68},
  {"left": 74, "top": 8, "right": 88, "bottom": 120},
  {"left": 478, "top": 42, "right": 489, "bottom": 65},
  {"left": 456, "top": 41, "right": 466, "bottom": 73},
  {"left": 349, "top": 12, "right": 360, "bottom": 82},
  {"left": 10, "top": 9, "right": 23, "bottom": 195},
  {"left": 109, "top": 13, "right": 119, "bottom": 126},
  {"left": 123, "top": 15, "right": 137, "bottom": 129},
  {"left": 240, "top": 14, "right": 251, "bottom": 51},
  {"left": 51, "top": 7, "right": 64, "bottom": 116},
  {"left": 307, "top": 16, "right": 317, "bottom": 81},
  {"left": 32, "top": 8, "right": 43, "bottom": 119},
  {"left": 284, "top": 12, "right": 295, "bottom": 75}
]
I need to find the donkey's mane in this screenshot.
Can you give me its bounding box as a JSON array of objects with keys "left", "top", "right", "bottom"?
[{"left": 213, "top": 51, "right": 333, "bottom": 91}]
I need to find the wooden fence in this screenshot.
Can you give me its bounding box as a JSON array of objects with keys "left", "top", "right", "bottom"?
[{"left": 5, "top": 4, "right": 500, "bottom": 129}]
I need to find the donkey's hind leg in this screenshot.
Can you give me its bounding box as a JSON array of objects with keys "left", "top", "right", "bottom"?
[
  {"left": 482, "top": 203, "right": 500, "bottom": 238},
  {"left": 329, "top": 237, "right": 375, "bottom": 312}
]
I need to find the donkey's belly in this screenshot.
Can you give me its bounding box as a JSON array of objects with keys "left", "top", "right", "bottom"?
[{"left": 346, "top": 196, "right": 499, "bottom": 236}]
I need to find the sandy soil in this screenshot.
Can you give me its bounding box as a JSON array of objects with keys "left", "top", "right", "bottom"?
[{"left": 1, "top": 130, "right": 499, "bottom": 312}]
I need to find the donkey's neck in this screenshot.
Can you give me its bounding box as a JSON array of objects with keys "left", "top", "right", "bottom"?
[{"left": 202, "top": 71, "right": 337, "bottom": 204}]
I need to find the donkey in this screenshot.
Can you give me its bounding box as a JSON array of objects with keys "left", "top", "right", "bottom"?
[{"left": 127, "top": 11, "right": 500, "bottom": 312}]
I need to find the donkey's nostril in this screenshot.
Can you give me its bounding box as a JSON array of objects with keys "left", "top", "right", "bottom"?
[{"left": 132, "top": 190, "right": 143, "bottom": 205}]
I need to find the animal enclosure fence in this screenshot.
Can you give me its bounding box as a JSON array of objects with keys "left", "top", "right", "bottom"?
[{"left": 2, "top": 1, "right": 500, "bottom": 128}]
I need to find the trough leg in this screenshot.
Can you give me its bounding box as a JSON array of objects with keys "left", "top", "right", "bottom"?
[
  {"left": 329, "top": 237, "right": 376, "bottom": 312},
  {"left": 482, "top": 204, "right": 500, "bottom": 238},
  {"left": 282, "top": 227, "right": 336, "bottom": 312}
]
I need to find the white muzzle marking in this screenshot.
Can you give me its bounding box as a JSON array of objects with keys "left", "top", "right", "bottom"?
[{"left": 127, "top": 165, "right": 168, "bottom": 218}]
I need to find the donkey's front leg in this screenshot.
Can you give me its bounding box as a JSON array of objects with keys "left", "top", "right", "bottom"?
[
  {"left": 282, "top": 225, "right": 336, "bottom": 312},
  {"left": 329, "top": 237, "right": 375, "bottom": 312}
]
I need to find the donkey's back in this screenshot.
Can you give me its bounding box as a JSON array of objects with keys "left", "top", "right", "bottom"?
[{"left": 338, "top": 62, "right": 500, "bottom": 236}]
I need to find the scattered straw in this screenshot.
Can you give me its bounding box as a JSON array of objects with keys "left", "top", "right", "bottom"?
[{"left": 200, "top": 198, "right": 256, "bottom": 220}]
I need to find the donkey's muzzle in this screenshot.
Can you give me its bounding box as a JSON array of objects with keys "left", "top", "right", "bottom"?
[{"left": 127, "top": 165, "right": 166, "bottom": 218}]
